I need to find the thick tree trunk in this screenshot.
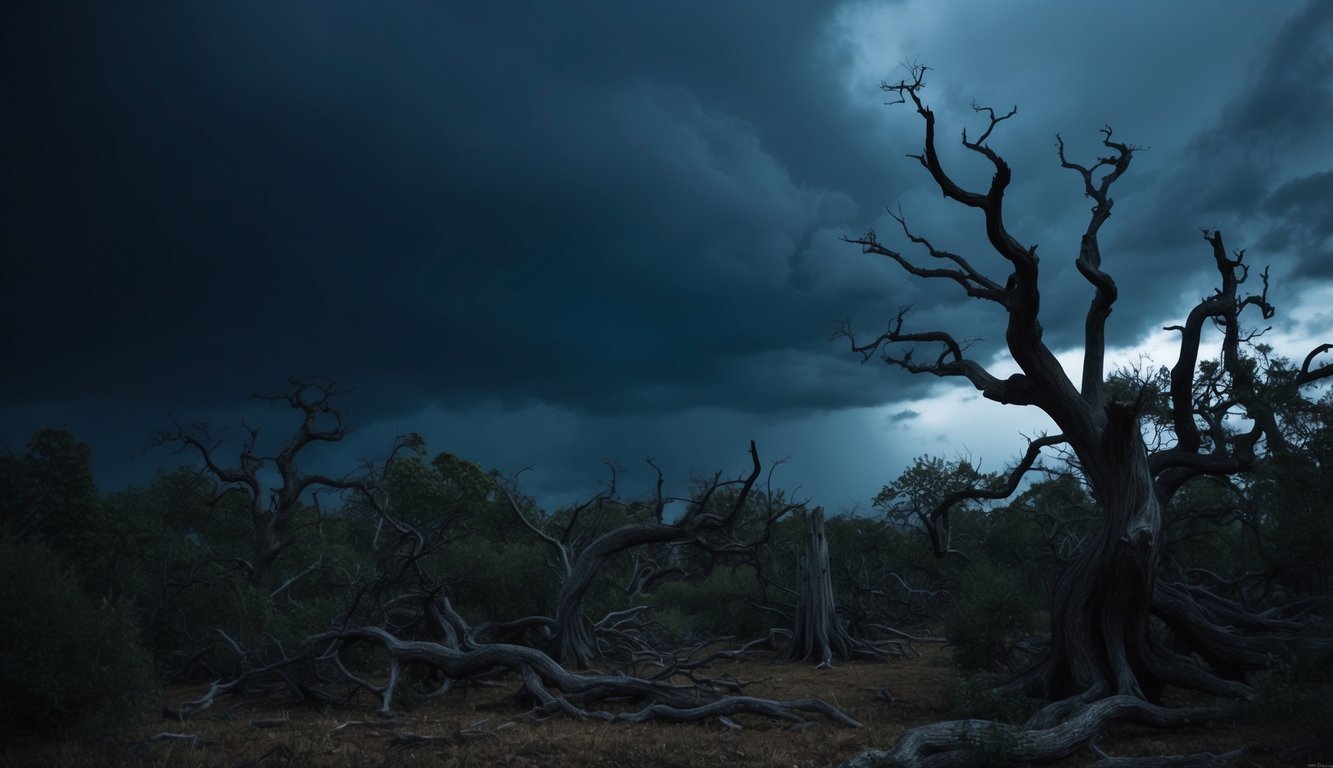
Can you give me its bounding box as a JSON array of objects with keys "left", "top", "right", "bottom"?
[
  {"left": 1011, "top": 402, "right": 1286, "bottom": 703},
  {"left": 554, "top": 576, "right": 601, "bottom": 670},
  {"left": 551, "top": 520, "right": 689, "bottom": 669},
  {"left": 784, "top": 507, "right": 887, "bottom": 666},
  {"left": 1013, "top": 402, "right": 1166, "bottom": 701},
  {"left": 517, "top": 441, "right": 765, "bottom": 669}
]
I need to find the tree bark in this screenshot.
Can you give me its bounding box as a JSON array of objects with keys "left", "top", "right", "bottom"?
[
  {"left": 158, "top": 376, "right": 370, "bottom": 584},
  {"left": 1010, "top": 402, "right": 1167, "bottom": 700},
  {"left": 843, "top": 67, "right": 1331, "bottom": 707},
  {"left": 551, "top": 520, "right": 685, "bottom": 668},
  {"left": 166, "top": 624, "right": 864, "bottom": 728},
  {"left": 838, "top": 695, "right": 1228, "bottom": 768},
  {"left": 508, "top": 441, "right": 769, "bottom": 669},
  {"left": 784, "top": 507, "right": 890, "bottom": 666}
]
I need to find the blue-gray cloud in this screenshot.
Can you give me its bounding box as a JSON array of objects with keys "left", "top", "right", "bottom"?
[{"left": 2, "top": 0, "right": 1328, "bottom": 508}]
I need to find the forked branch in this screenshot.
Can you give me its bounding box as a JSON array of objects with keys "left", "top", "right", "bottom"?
[
  {"left": 1056, "top": 128, "right": 1139, "bottom": 403},
  {"left": 919, "top": 434, "right": 1066, "bottom": 556},
  {"left": 834, "top": 309, "right": 1040, "bottom": 407}
]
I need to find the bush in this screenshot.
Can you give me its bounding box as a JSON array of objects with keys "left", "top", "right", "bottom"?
[
  {"left": 0, "top": 531, "right": 157, "bottom": 740},
  {"left": 944, "top": 559, "right": 1037, "bottom": 672},
  {"left": 647, "top": 565, "right": 769, "bottom": 640},
  {"left": 941, "top": 673, "right": 1042, "bottom": 724},
  {"left": 1241, "top": 651, "right": 1333, "bottom": 729}
]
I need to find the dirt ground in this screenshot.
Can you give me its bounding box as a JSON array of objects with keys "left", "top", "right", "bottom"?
[{"left": 6, "top": 645, "right": 1324, "bottom": 768}]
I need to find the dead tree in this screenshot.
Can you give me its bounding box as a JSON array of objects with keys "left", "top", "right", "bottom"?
[
  {"left": 159, "top": 375, "right": 370, "bottom": 583},
  {"left": 784, "top": 506, "right": 907, "bottom": 666},
  {"left": 163, "top": 474, "right": 864, "bottom": 731},
  {"left": 504, "top": 441, "right": 796, "bottom": 669},
  {"left": 838, "top": 65, "right": 1332, "bottom": 708}
]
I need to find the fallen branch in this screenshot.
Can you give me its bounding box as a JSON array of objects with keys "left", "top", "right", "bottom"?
[
  {"left": 1088, "top": 745, "right": 1255, "bottom": 767},
  {"left": 329, "top": 626, "right": 863, "bottom": 728},
  {"left": 249, "top": 717, "right": 288, "bottom": 729},
  {"left": 134, "top": 732, "right": 217, "bottom": 750}
]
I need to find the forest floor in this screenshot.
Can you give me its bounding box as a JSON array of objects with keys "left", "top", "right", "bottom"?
[{"left": 8, "top": 643, "right": 1326, "bottom": 768}]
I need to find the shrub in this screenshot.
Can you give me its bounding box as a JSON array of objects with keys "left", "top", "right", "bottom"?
[
  {"left": 1241, "top": 651, "right": 1333, "bottom": 729},
  {"left": 941, "top": 673, "right": 1042, "bottom": 724},
  {"left": 0, "top": 531, "right": 157, "bottom": 740},
  {"left": 944, "top": 559, "right": 1037, "bottom": 672},
  {"left": 647, "top": 565, "right": 769, "bottom": 640}
]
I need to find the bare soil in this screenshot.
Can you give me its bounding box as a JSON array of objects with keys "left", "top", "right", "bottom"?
[{"left": 6, "top": 645, "right": 1324, "bottom": 767}]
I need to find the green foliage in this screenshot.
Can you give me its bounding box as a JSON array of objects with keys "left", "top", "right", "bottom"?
[
  {"left": 1255, "top": 448, "right": 1333, "bottom": 596},
  {"left": 873, "top": 454, "right": 995, "bottom": 527},
  {"left": 979, "top": 504, "right": 1049, "bottom": 590},
  {"left": 1161, "top": 476, "right": 1248, "bottom": 574},
  {"left": 1003, "top": 474, "right": 1094, "bottom": 573},
  {"left": 448, "top": 538, "right": 553, "bottom": 621},
  {"left": 944, "top": 560, "right": 1037, "bottom": 672},
  {"left": 647, "top": 565, "right": 768, "bottom": 639},
  {"left": 1241, "top": 651, "right": 1333, "bottom": 729},
  {"left": 822, "top": 511, "right": 958, "bottom": 624},
  {"left": 0, "top": 530, "right": 156, "bottom": 740},
  {"left": 0, "top": 428, "right": 104, "bottom": 568},
  {"left": 940, "top": 673, "right": 1042, "bottom": 724}
]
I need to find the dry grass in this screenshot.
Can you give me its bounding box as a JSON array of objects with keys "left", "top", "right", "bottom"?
[{"left": 6, "top": 645, "right": 1324, "bottom": 768}]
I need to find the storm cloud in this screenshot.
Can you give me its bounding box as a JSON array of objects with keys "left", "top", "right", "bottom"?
[{"left": 3, "top": 0, "right": 1329, "bottom": 509}]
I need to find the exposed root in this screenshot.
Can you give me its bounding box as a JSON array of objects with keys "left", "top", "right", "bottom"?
[
  {"left": 838, "top": 695, "right": 1228, "bottom": 768},
  {"left": 1087, "top": 745, "right": 1255, "bottom": 767}
]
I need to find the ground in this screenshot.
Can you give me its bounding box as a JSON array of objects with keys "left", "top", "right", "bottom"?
[{"left": 7, "top": 645, "right": 1325, "bottom": 767}]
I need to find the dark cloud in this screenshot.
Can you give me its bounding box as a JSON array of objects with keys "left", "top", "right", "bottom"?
[
  {"left": 1260, "top": 170, "right": 1333, "bottom": 276},
  {"left": 1102, "top": 0, "right": 1333, "bottom": 333},
  {"left": 1, "top": 0, "right": 917, "bottom": 421},
  {"left": 2, "top": 0, "right": 1328, "bottom": 508},
  {"left": 1203, "top": 1, "right": 1333, "bottom": 154}
]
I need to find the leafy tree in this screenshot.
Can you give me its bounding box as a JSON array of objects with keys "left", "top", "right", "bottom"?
[
  {"left": 0, "top": 526, "right": 155, "bottom": 740},
  {"left": 873, "top": 454, "right": 995, "bottom": 540},
  {"left": 0, "top": 428, "right": 103, "bottom": 567}
]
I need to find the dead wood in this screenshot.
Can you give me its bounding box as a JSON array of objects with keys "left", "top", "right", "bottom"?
[{"left": 839, "top": 695, "right": 1229, "bottom": 768}]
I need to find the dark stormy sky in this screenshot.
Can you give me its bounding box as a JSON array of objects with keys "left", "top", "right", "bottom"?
[{"left": 4, "top": 1, "right": 1332, "bottom": 512}]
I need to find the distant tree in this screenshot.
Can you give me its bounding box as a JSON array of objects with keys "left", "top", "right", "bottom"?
[
  {"left": 837, "top": 65, "right": 1331, "bottom": 762},
  {"left": 161, "top": 440, "right": 865, "bottom": 731},
  {"left": 503, "top": 442, "right": 800, "bottom": 668},
  {"left": 157, "top": 376, "right": 371, "bottom": 584},
  {"left": 873, "top": 454, "right": 997, "bottom": 552},
  {"left": 0, "top": 529, "right": 156, "bottom": 740},
  {"left": 0, "top": 428, "right": 102, "bottom": 559},
  {"left": 1248, "top": 390, "right": 1333, "bottom": 597}
]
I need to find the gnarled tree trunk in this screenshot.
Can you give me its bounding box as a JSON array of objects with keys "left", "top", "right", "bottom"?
[
  {"left": 1012, "top": 402, "right": 1168, "bottom": 701},
  {"left": 506, "top": 442, "right": 773, "bottom": 669},
  {"left": 784, "top": 506, "right": 885, "bottom": 666},
  {"left": 839, "top": 66, "right": 1331, "bottom": 713}
]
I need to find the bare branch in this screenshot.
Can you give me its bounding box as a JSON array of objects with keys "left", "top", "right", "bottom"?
[
  {"left": 1056, "top": 127, "right": 1139, "bottom": 404},
  {"left": 833, "top": 309, "right": 1040, "bottom": 407},
  {"left": 920, "top": 434, "right": 1066, "bottom": 557},
  {"left": 840, "top": 206, "right": 1006, "bottom": 302}
]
